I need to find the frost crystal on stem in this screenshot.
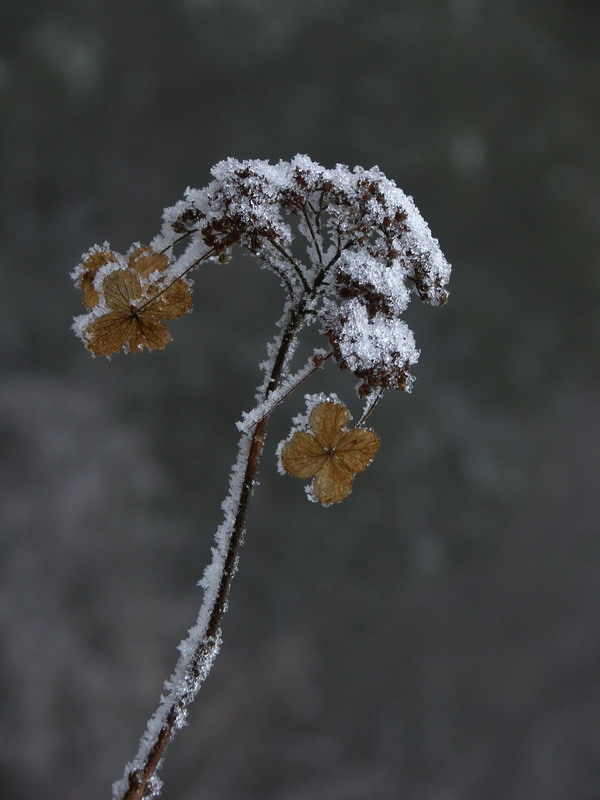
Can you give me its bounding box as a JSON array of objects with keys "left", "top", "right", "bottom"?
[{"left": 70, "top": 156, "right": 451, "bottom": 799}]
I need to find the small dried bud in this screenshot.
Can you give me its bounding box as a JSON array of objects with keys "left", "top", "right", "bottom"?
[{"left": 171, "top": 207, "right": 204, "bottom": 233}]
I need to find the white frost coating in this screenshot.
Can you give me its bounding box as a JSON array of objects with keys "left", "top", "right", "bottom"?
[
  {"left": 253, "top": 304, "right": 305, "bottom": 402},
  {"left": 321, "top": 296, "right": 420, "bottom": 393},
  {"left": 304, "top": 483, "right": 319, "bottom": 504},
  {"left": 69, "top": 240, "right": 118, "bottom": 282},
  {"left": 337, "top": 250, "right": 411, "bottom": 315},
  {"left": 336, "top": 298, "right": 418, "bottom": 365},
  {"left": 358, "top": 385, "right": 384, "bottom": 423}
]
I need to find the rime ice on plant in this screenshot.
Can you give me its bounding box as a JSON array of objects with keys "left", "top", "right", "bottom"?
[{"left": 70, "top": 156, "right": 451, "bottom": 800}]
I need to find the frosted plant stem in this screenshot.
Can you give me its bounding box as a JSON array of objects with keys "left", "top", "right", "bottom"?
[
  {"left": 236, "top": 350, "right": 331, "bottom": 434},
  {"left": 114, "top": 306, "right": 305, "bottom": 800}
]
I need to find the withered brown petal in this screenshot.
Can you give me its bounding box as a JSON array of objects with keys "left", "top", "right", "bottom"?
[
  {"left": 79, "top": 251, "right": 118, "bottom": 308},
  {"left": 309, "top": 402, "right": 350, "bottom": 449},
  {"left": 281, "top": 432, "right": 327, "bottom": 479},
  {"left": 102, "top": 269, "right": 144, "bottom": 312},
  {"left": 128, "top": 246, "right": 169, "bottom": 277},
  {"left": 85, "top": 312, "right": 137, "bottom": 357},
  {"left": 334, "top": 429, "right": 381, "bottom": 474},
  {"left": 81, "top": 273, "right": 100, "bottom": 308},
  {"left": 144, "top": 280, "right": 192, "bottom": 320},
  {"left": 312, "top": 459, "right": 354, "bottom": 505},
  {"left": 128, "top": 318, "right": 172, "bottom": 353},
  {"left": 82, "top": 250, "right": 117, "bottom": 273}
]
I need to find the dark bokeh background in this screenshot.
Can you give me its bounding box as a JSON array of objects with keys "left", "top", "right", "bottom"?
[{"left": 2, "top": 1, "right": 600, "bottom": 798}]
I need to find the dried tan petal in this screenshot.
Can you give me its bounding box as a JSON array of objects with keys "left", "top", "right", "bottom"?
[
  {"left": 144, "top": 280, "right": 192, "bottom": 320},
  {"left": 127, "top": 318, "right": 172, "bottom": 353},
  {"left": 79, "top": 250, "right": 118, "bottom": 308},
  {"left": 128, "top": 246, "right": 169, "bottom": 277},
  {"left": 309, "top": 402, "right": 350, "bottom": 449},
  {"left": 84, "top": 270, "right": 183, "bottom": 356},
  {"left": 102, "top": 269, "right": 144, "bottom": 312},
  {"left": 81, "top": 274, "right": 100, "bottom": 308},
  {"left": 85, "top": 312, "right": 137, "bottom": 357},
  {"left": 85, "top": 311, "right": 173, "bottom": 356},
  {"left": 83, "top": 250, "right": 118, "bottom": 272},
  {"left": 312, "top": 459, "right": 354, "bottom": 505},
  {"left": 281, "top": 432, "right": 328, "bottom": 478},
  {"left": 334, "top": 429, "right": 380, "bottom": 474}
]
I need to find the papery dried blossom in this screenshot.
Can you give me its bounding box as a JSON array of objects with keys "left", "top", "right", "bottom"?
[
  {"left": 83, "top": 269, "right": 192, "bottom": 356},
  {"left": 72, "top": 243, "right": 193, "bottom": 357},
  {"left": 280, "top": 400, "right": 380, "bottom": 505}
]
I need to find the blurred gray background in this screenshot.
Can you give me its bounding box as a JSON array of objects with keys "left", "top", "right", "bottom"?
[{"left": 2, "top": 1, "right": 600, "bottom": 798}]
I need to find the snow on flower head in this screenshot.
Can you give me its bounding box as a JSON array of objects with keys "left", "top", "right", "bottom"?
[{"left": 321, "top": 298, "right": 420, "bottom": 396}]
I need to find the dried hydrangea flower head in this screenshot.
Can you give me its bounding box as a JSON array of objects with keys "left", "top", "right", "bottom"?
[
  {"left": 84, "top": 269, "right": 192, "bottom": 356},
  {"left": 72, "top": 244, "right": 192, "bottom": 356},
  {"left": 69, "top": 156, "right": 451, "bottom": 800},
  {"left": 159, "top": 156, "right": 449, "bottom": 394},
  {"left": 279, "top": 398, "right": 381, "bottom": 505}
]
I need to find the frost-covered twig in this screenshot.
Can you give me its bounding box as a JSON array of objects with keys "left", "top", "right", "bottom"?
[
  {"left": 236, "top": 349, "right": 331, "bottom": 434},
  {"left": 69, "top": 156, "right": 451, "bottom": 798}
]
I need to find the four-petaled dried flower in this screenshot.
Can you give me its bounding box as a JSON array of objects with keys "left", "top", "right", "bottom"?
[
  {"left": 84, "top": 269, "right": 192, "bottom": 356},
  {"left": 280, "top": 401, "right": 381, "bottom": 506}
]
